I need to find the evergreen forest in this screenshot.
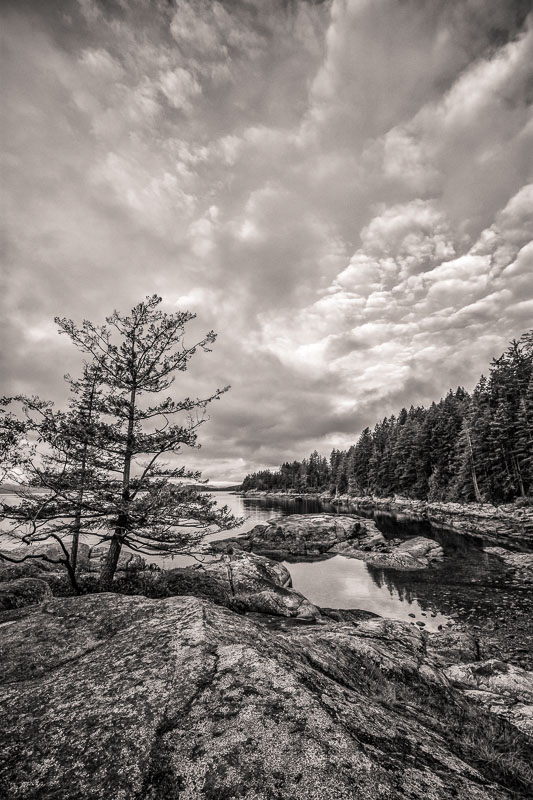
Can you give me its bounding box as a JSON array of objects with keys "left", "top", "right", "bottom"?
[{"left": 241, "top": 331, "right": 533, "bottom": 504}]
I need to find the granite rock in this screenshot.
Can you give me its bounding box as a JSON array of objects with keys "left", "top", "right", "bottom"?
[
  {"left": 445, "top": 658, "right": 533, "bottom": 734},
  {"left": 214, "top": 513, "right": 385, "bottom": 558},
  {"left": 0, "top": 593, "right": 525, "bottom": 800}
]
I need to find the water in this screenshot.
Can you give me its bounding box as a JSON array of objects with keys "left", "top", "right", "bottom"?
[
  {"left": 0, "top": 490, "right": 265, "bottom": 568},
  {"left": 282, "top": 556, "right": 451, "bottom": 630},
  {"left": 199, "top": 493, "right": 461, "bottom": 630},
  {"left": 234, "top": 493, "right": 527, "bottom": 633},
  {"left": 1, "top": 490, "right": 521, "bottom": 632}
]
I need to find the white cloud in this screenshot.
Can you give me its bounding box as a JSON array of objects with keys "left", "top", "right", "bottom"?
[
  {"left": 2, "top": 0, "right": 532, "bottom": 480},
  {"left": 158, "top": 68, "right": 201, "bottom": 111}
]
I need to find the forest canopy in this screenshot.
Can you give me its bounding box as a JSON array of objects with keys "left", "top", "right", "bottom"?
[{"left": 242, "top": 331, "right": 533, "bottom": 504}]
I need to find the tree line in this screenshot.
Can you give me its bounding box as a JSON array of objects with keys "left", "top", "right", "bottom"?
[
  {"left": 242, "top": 331, "right": 533, "bottom": 504},
  {"left": 0, "top": 296, "right": 239, "bottom": 592}
]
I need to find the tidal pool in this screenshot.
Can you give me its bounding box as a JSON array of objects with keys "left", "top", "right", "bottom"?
[{"left": 282, "top": 554, "right": 452, "bottom": 631}]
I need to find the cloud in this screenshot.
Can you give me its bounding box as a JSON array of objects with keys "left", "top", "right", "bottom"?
[{"left": 1, "top": 0, "right": 532, "bottom": 482}]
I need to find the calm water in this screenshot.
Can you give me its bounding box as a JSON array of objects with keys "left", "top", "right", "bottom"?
[
  {"left": 177, "top": 493, "right": 459, "bottom": 630},
  {"left": 282, "top": 556, "right": 451, "bottom": 630},
  {"left": 1, "top": 490, "right": 518, "bottom": 632}
]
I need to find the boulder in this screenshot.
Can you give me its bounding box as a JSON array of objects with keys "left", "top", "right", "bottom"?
[
  {"left": 0, "top": 541, "right": 91, "bottom": 581},
  {"left": 168, "top": 551, "right": 320, "bottom": 620},
  {"left": 216, "top": 515, "right": 443, "bottom": 571},
  {"left": 0, "top": 577, "right": 52, "bottom": 610},
  {"left": 215, "top": 513, "right": 385, "bottom": 558},
  {"left": 332, "top": 535, "right": 444, "bottom": 570},
  {"left": 202, "top": 548, "right": 292, "bottom": 590},
  {"left": 1, "top": 593, "right": 526, "bottom": 799},
  {"left": 445, "top": 659, "right": 533, "bottom": 734}
]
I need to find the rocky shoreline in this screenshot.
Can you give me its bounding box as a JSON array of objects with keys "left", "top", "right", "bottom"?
[
  {"left": 1, "top": 513, "right": 532, "bottom": 798},
  {"left": 213, "top": 513, "right": 445, "bottom": 571},
  {"left": 240, "top": 490, "right": 533, "bottom": 545}
]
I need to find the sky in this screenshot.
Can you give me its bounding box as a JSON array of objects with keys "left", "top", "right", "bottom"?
[{"left": 1, "top": 0, "right": 532, "bottom": 484}]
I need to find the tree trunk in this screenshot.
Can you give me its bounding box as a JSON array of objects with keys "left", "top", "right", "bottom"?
[
  {"left": 465, "top": 424, "right": 483, "bottom": 503},
  {"left": 99, "top": 534, "right": 123, "bottom": 590},
  {"left": 470, "top": 466, "right": 482, "bottom": 503},
  {"left": 100, "top": 373, "right": 136, "bottom": 590},
  {"left": 71, "top": 368, "right": 99, "bottom": 573},
  {"left": 71, "top": 509, "right": 81, "bottom": 575},
  {"left": 512, "top": 453, "right": 526, "bottom": 498},
  {"left": 65, "top": 557, "right": 82, "bottom": 595}
]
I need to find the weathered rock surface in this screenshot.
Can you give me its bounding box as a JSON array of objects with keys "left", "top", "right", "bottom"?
[
  {"left": 167, "top": 550, "right": 320, "bottom": 620},
  {"left": 0, "top": 577, "right": 52, "bottom": 610},
  {"left": 445, "top": 659, "right": 533, "bottom": 735},
  {"left": 202, "top": 548, "right": 292, "bottom": 589},
  {"left": 0, "top": 542, "right": 147, "bottom": 584},
  {"left": 1, "top": 593, "right": 529, "bottom": 799},
  {"left": 333, "top": 535, "right": 444, "bottom": 570},
  {"left": 340, "top": 496, "right": 533, "bottom": 546},
  {"left": 426, "top": 502, "right": 533, "bottom": 544},
  {"left": 240, "top": 492, "right": 533, "bottom": 545},
  {"left": 216, "top": 515, "right": 443, "bottom": 571},
  {"left": 426, "top": 628, "right": 480, "bottom": 667},
  {"left": 215, "top": 513, "right": 386, "bottom": 557},
  {"left": 216, "top": 513, "right": 385, "bottom": 558}
]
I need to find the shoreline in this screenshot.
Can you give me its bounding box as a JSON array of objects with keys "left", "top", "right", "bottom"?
[{"left": 239, "top": 490, "right": 533, "bottom": 545}]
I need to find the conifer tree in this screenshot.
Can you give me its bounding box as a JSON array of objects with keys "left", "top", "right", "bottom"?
[
  {"left": 52, "top": 295, "right": 238, "bottom": 589},
  {"left": 50, "top": 295, "right": 236, "bottom": 588},
  {"left": 1, "top": 298, "right": 239, "bottom": 590},
  {"left": 241, "top": 330, "right": 532, "bottom": 504}
]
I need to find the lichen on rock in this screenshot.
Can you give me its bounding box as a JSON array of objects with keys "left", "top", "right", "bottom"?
[{"left": 1, "top": 593, "right": 530, "bottom": 799}]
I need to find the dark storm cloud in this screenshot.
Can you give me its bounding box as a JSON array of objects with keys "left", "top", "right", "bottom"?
[{"left": 1, "top": 0, "right": 532, "bottom": 482}]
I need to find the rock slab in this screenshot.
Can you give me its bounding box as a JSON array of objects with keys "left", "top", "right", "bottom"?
[
  {"left": 0, "top": 594, "right": 528, "bottom": 799},
  {"left": 167, "top": 550, "right": 320, "bottom": 620},
  {"left": 217, "top": 515, "right": 444, "bottom": 571}
]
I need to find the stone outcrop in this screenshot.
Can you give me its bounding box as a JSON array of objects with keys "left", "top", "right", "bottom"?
[
  {"left": 332, "top": 534, "right": 444, "bottom": 570},
  {"left": 339, "top": 496, "right": 533, "bottom": 545},
  {"left": 201, "top": 548, "right": 292, "bottom": 589},
  {"left": 0, "top": 541, "right": 91, "bottom": 581},
  {"left": 0, "top": 542, "right": 148, "bottom": 584},
  {"left": 160, "top": 550, "right": 320, "bottom": 620},
  {"left": 426, "top": 628, "right": 480, "bottom": 667},
  {"left": 1, "top": 593, "right": 529, "bottom": 799},
  {"left": 244, "top": 492, "right": 533, "bottom": 545},
  {"left": 216, "top": 515, "right": 444, "bottom": 571},
  {"left": 445, "top": 659, "right": 533, "bottom": 735},
  {"left": 425, "top": 502, "right": 533, "bottom": 544},
  {"left": 217, "top": 513, "right": 385, "bottom": 558}
]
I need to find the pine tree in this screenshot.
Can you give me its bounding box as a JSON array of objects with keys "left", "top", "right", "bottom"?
[
  {"left": 240, "top": 330, "right": 532, "bottom": 505},
  {"left": 54, "top": 296, "right": 238, "bottom": 588}
]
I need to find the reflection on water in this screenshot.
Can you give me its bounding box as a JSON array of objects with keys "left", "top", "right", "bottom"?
[
  {"left": 0, "top": 490, "right": 506, "bottom": 630},
  {"left": 283, "top": 555, "right": 451, "bottom": 631}
]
